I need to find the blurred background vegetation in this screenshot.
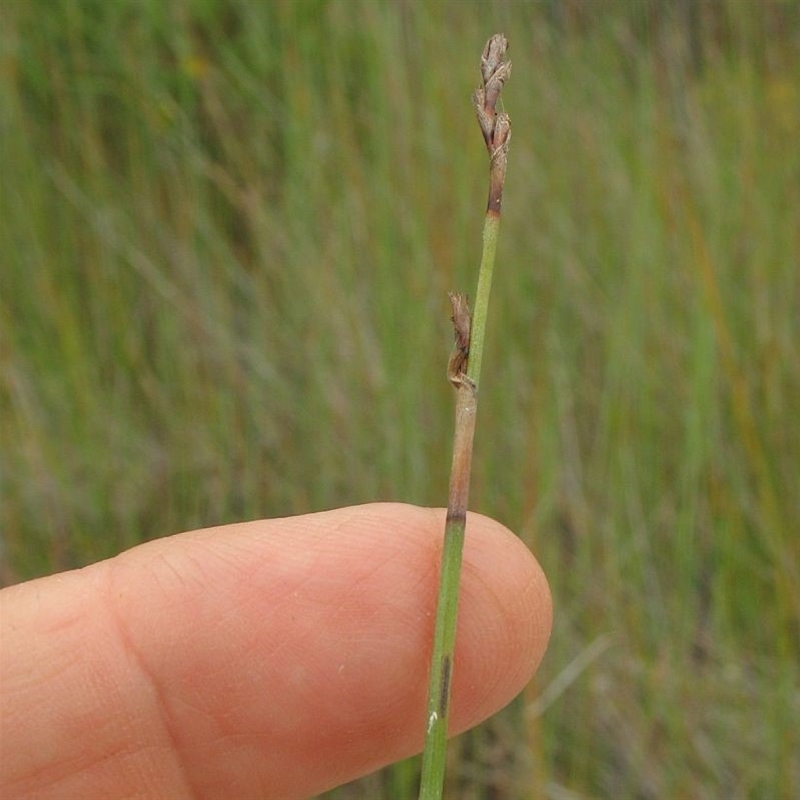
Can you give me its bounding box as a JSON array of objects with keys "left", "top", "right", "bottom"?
[{"left": 1, "top": 0, "right": 798, "bottom": 797}]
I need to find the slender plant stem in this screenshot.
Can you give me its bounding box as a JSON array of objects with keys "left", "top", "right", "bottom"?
[
  {"left": 467, "top": 213, "right": 500, "bottom": 385},
  {"left": 418, "top": 34, "right": 512, "bottom": 800}
]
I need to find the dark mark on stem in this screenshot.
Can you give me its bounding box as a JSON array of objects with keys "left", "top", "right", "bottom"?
[{"left": 439, "top": 655, "right": 451, "bottom": 718}]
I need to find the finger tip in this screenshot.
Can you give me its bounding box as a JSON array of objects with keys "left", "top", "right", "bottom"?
[{"left": 97, "top": 503, "right": 552, "bottom": 796}]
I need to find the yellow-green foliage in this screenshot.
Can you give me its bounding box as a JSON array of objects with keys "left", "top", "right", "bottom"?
[{"left": 2, "top": 1, "right": 798, "bottom": 796}]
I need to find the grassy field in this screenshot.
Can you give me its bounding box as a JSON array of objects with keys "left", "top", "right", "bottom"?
[{"left": 2, "top": 1, "right": 799, "bottom": 797}]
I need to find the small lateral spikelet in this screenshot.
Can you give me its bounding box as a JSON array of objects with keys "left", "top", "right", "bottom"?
[{"left": 447, "top": 292, "right": 471, "bottom": 387}]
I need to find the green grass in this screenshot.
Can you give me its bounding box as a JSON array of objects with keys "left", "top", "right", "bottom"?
[{"left": 2, "top": 1, "right": 799, "bottom": 797}]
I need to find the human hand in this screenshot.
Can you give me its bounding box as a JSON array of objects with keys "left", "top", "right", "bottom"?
[{"left": 0, "top": 503, "right": 551, "bottom": 799}]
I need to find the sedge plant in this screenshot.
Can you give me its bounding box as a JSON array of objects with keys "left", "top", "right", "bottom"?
[{"left": 418, "top": 34, "right": 512, "bottom": 800}]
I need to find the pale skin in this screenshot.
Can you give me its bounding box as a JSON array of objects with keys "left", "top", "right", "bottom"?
[{"left": 0, "top": 503, "right": 552, "bottom": 800}]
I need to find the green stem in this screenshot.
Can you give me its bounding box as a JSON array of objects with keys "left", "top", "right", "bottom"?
[
  {"left": 418, "top": 515, "right": 467, "bottom": 799},
  {"left": 466, "top": 213, "right": 500, "bottom": 386}
]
